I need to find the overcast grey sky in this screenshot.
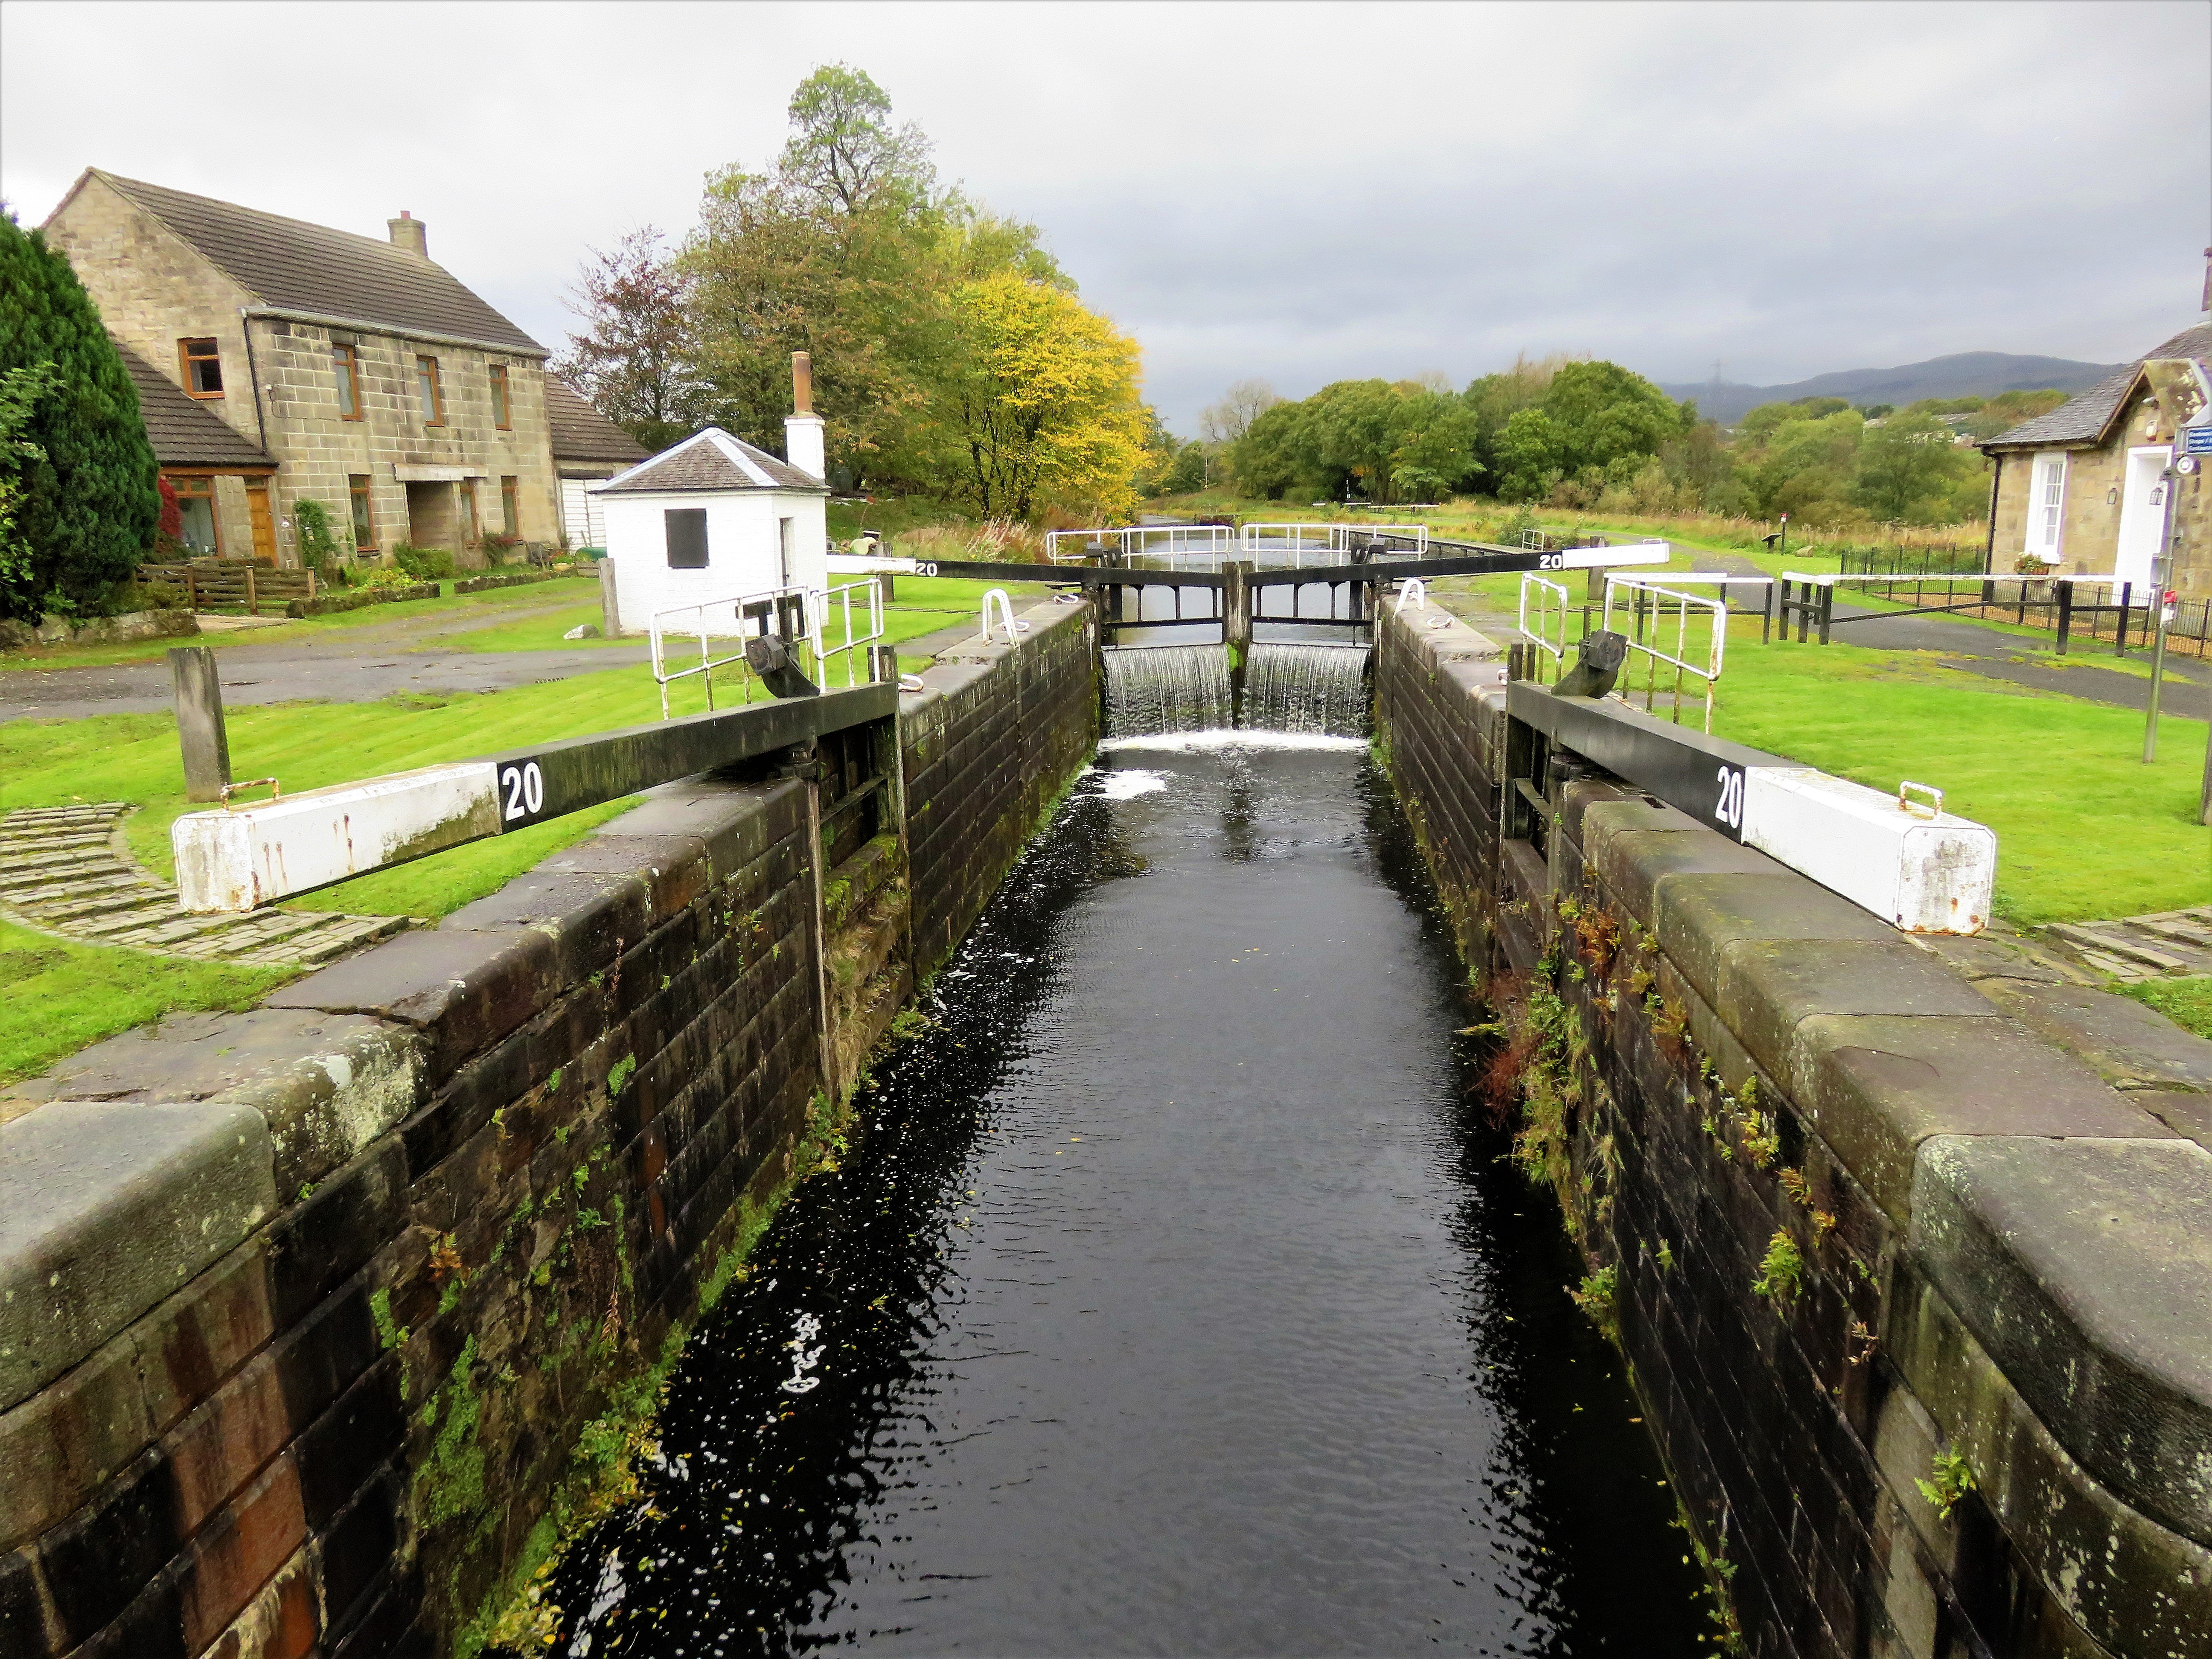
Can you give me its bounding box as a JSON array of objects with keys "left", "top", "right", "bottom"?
[{"left": 4, "top": 1, "right": 2206, "bottom": 430}]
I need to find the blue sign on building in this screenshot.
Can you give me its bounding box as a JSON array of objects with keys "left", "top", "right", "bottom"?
[{"left": 2186, "top": 423, "right": 2212, "bottom": 456}]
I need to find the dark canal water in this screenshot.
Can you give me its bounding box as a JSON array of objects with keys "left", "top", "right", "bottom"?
[{"left": 541, "top": 736, "right": 1710, "bottom": 1656}]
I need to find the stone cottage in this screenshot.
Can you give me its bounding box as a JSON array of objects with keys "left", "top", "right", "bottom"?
[
  {"left": 42, "top": 169, "right": 578, "bottom": 568},
  {"left": 109, "top": 337, "right": 277, "bottom": 556},
  {"left": 1982, "top": 307, "right": 2211, "bottom": 597}
]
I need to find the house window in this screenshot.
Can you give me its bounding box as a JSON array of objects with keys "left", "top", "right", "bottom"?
[
  {"left": 490, "top": 364, "right": 512, "bottom": 431},
  {"left": 169, "top": 475, "right": 219, "bottom": 553},
  {"left": 460, "top": 479, "right": 481, "bottom": 543},
  {"left": 2028, "top": 451, "right": 2067, "bottom": 562},
  {"left": 332, "top": 345, "right": 363, "bottom": 419},
  {"left": 349, "top": 475, "right": 375, "bottom": 553},
  {"left": 178, "top": 338, "right": 223, "bottom": 398},
  {"left": 665, "top": 508, "right": 708, "bottom": 568},
  {"left": 500, "top": 475, "right": 519, "bottom": 537},
  {"left": 416, "top": 355, "right": 444, "bottom": 425}
]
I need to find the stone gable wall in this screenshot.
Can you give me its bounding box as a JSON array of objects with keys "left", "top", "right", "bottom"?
[{"left": 1374, "top": 604, "right": 2212, "bottom": 1658}]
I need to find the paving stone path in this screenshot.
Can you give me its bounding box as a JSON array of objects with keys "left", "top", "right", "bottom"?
[
  {"left": 2041, "top": 907, "right": 2212, "bottom": 982},
  {"left": 0, "top": 803, "right": 407, "bottom": 965}
]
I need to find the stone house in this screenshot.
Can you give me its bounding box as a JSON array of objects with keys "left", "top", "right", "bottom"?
[
  {"left": 43, "top": 169, "right": 572, "bottom": 568},
  {"left": 110, "top": 336, "right": 276, "bottom": 556},
  {"left": 1982, "top": 315, "right": 2211, "bottom": 597}
]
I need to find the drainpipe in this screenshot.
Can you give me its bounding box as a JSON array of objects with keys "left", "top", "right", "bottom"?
[{"left": 238, "top": 309, "right": 276, "bottom": 561}]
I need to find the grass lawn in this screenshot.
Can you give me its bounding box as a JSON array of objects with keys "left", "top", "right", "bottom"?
[
  {"left": 2120, "top": 976, "right": 2212, "bottom": 1040},
  {"left": 0, "top": 667, "right": 733, "bottom": 920},
  {"left": 0, "top": 915, "right": 293, "bottom": 1089},
  {"left": 1709, "top": 638, "right": 2210, "bottom": 925}
]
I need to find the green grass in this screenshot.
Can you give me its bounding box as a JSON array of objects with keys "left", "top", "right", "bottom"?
[
  {"left": 2119, "top": 976, "right": 2212, "bottom": 1040},
  {"left": 0, "top": 666, "right": 734, "bottom": 918},
  {"left": 0, "top": 916, "right": 293, "bottom": 1088},
  {"left": 1709, "top": 639, "right": 2211, "bottom": 925}
]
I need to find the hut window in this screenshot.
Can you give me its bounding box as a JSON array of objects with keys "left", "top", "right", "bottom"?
[{"left": 665, "top": 508, "right": 708, "bottom": 568}]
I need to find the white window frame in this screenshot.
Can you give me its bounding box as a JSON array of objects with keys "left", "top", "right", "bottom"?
[{"left": 2025, "top": 449, "right": 2066, "bottom": 563}]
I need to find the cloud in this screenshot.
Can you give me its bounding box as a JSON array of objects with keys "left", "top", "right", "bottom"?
[{"left": 3, "top": 1, "right": 2204, "bottom": 431}]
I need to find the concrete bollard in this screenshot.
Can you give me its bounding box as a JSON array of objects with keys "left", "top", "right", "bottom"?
[
  {"left": 597, "top": 557, "right": 620, "bottom": 638},
  {"left": 169, "top": 645, "right": 231, "bottom": 803}
]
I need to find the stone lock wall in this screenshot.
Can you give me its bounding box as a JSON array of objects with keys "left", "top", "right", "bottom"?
[
  {"left": 900, "top": 596, "right": 1100, "bottom": 973},
  {"left": 1374, "top": 605, "right": 2212, "bottom": 1659},
  {"left": 0, "top": 597, "right": 1097, "bottom": 1659}
]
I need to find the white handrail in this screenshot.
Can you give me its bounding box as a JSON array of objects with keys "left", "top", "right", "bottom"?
[
  {"left": 1044, "top": 525, "right": 1237, "bottom": 562},
  {"left": 1240, "top": 521, "right": 1430, "bottom": 554},
  {"left": 1517, "top": 573, "right": 1573, "bottom": 680},
  {"left": 1602, "top": 576, "right": 1729, "bottom": 733},
  {"left": 647, "top": 576, "right": 890, "bottom": 717},
  {"left": 816, "top": 578, "right": 887, "bottom": 688},
  {"left": 980, "top": 588, "right": 1017, "bottom": 643},
  {"left": 1393, "top": 578, "right": 1428, "bottom": 615}
]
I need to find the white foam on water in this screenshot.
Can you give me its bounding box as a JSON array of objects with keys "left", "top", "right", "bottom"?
[
  {"left": 1101, "top": 730, "right": 1368, "bottom": 754},
  {"left": 1091, "top": 768, "right": 1170, "bottom": 798}
]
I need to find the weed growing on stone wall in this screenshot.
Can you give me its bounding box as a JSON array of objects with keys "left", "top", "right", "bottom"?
[
  {"left": 1481, "top": 978, "right": 1582, "bottom": 1198},
  {"left": 1752, "top": 1230, "right": 1805, "bottom": 1306},
  {"left": 1656, "top": 1239, "right": 1676, "bottom": 1272},
  {"left": 1738, "top": 1110, "right": 1780, "bottom": 1170},
  {"left": 1917, "top": 1449, "right": 1977, "bottom": 1520},
  {"left": 1778, "top": 1167, "right": 1811, "bottom": 1206},
  {"left": 1569, "top": 1264, "right": 1620, "bottom": 1345},
  {"left": 1669, "top": 1508, "right": 1746, "bottom": 1656}
]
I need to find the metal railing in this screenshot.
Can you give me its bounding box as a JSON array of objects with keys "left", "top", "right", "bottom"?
[
  {"left": 1044, "top": 525, "right": 1237, "bottom": 562},
  {"left": 1517, "top": 572, "right": 1574, "bottom": 681},
  {"left": 979, "top": 588, "right": 1020, "bottom": 643},
  {"left": 648, "top": 579, "right": 887, "bottom": 718},
  {"left": 1603, "top": 577, "right": 1729, "bottom": 732},
  {"left": 1392, "top": 578, "right": 1428, "bottom": 615},
  {"left": 1240, "top": 522, "right": 1430, "bottom": 555}
]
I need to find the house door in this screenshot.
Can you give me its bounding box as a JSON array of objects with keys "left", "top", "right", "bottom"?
[
  {"left": 2113, "top": 446, "right": 2171, "bottom": 588},
  {"left": 245, "top": 480, "right": 276, "bottom": 565},
  {"left": 778, "top": 516, "right": 794, "bottom": 587}
]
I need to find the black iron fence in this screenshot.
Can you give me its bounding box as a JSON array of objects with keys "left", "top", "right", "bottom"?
[{"left": 1828, "top": 546, "right": 2211, "bottom": 658}]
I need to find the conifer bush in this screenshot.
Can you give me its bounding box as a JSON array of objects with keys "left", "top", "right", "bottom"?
[{"left": 0, "top": 212, "right": 159, "bottom": 620}]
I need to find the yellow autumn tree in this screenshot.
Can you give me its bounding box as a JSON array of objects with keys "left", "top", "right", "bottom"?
[{"left": 933, "top": 271, "right": 1145, "bottom": 521}]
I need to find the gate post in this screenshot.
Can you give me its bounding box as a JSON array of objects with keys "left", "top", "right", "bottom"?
[
  {"left": 169, "top": 645, "right": 231, "bottom": 803},
  {"left": 1224, "top": 560, "right": 1253, "bottom": 726}
]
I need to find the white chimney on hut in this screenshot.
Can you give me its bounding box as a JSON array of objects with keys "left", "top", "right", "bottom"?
[
  {"left": 387, "top": 210, "right": 428, "bottom": 259},
  {"left": 785, "top": 351, "right": 826, "bottom": 482}
]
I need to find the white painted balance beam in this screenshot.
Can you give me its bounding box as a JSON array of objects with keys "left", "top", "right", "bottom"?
[{"left": 174, "top": 764, "right": 502, "bottom": 913}]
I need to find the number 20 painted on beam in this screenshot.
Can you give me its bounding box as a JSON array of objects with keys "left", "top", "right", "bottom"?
[
  {"left": 500, "top": 761, "right": 545, "bottom": 824},
  {"left": 1713, "top": 764, "right": 1746, "bottom": 833}
]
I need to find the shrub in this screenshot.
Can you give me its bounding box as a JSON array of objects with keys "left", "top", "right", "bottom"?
[
  {"left": 293, "top": 499, "right": 341, "bottom": 573},
  {"left": 392, "top": 542, "right": 456, "bottom": 581},
  {"left": 0, "top": 215, "right": 159, "bottom": 621},
  {"left": 131, "top": 579, "right": 188, "bottom": 610}
]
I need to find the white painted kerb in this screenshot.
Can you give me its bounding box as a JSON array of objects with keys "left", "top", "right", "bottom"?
[{"left": 173, "top": 763, "right": 502, "bottom": 912}]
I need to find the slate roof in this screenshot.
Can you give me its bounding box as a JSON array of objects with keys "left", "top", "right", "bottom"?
[
  {"left": 80, "top": 170, "right": 546, "bottom": 355},
  {"left": 111, "top": 337, "right": 274, "bottom": 470},
  {"left": 1984, "top": 322, "right": 2212, "bottom": 450},
  {"left": 547, "top": 378, "right": 649, "bottom": 466},
  {"left": 595, "top": 428, "right": 824, "bottom": 494}
]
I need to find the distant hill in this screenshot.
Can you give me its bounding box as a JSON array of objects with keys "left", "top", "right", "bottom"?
[{"left": 1660, "top": 352, "right": 2126, "bottom": 426}]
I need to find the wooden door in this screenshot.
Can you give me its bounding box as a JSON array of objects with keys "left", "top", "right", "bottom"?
[{"left": 246, "top": 479, "right": 276, "bottom": 565}]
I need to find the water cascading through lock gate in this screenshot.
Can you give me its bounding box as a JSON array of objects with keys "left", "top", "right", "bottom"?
[{"left": 1101, "top": 641, "right": 1369, "bottom": 738}]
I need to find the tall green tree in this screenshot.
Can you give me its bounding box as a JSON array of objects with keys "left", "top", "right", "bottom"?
[
  {"left": 0, "top": 213, "right": 157, "bottom": 621},
  {"left": 1853, "top": 411, "right": 1979, "bottom": 523}
]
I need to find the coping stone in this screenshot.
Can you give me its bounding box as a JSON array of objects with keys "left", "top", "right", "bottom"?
[
  {"left": 0, "top": 1010, "right": 423, "bottom": 1193},
  {"left": 267, "top": 926, "right": 559, "bottom": 1078},
  {"left": 1973, "top": 979, "right": 2212, "bottom": 1103},
  {"left": 0, "top": 1102, "right": 275, "bottom": 1410},
  {"left": 1794, "top": 1013, "right": 2174, "bottom": 1223},
  {"left": 1912, "top": 1134, "right": 2212, "bottom": 1544}
]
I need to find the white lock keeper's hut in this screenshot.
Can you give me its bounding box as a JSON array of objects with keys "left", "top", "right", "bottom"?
[{"left": 592, "top": 353, "right": 829, "bottom": 637}]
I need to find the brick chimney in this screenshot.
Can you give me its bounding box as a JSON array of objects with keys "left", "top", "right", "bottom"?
[
  {"left": 784, "top": 351, "right": 826, "bottom": 481},
  {"left": 387, "top": 210, "right": 428, "bottom": 259}
]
